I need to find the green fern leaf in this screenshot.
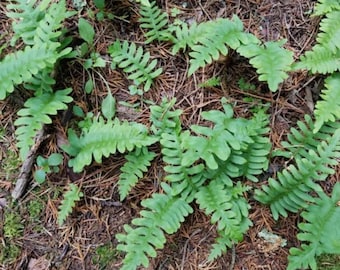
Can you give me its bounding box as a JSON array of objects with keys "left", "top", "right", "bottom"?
[
  {"left": 313, "top": 0, "right": 340, "bottom": 16},
  {"left": 0, "top": 43, "right": 62, "bottom": 99},
  {"left": 171, "top": 21, "right": 202, "bottom": 55},
  {"left": 58, "top": 183, "right": 83, "bottom": 226},
  {"left": 188, "top": 16, "right": 259, "bottom": 76},
  {"left": 150, "top": 97, "right": 182, "bottom": 136},
  {"left": 195, "top": 180, "right": 252, "bottom": 260},
  {"left": 255, "top": 129, "right": 340, "bottom": 220},
  {"left": 117, "top": 190, "right": 193, "bottom": 269},
  {"left": 295, "top": 45, "right": 340, "bottom": 74},
  {"left": 7, "top": 0, "right": 73, "bottom": 46},
  {"left": 14, "top": 88, "right": 73, "bottom": 159},
  {"left": 161, "top": 131, "right": 206, "bottom": 200},
  {"left": 108, "top": 40, "right": 162, "bottom": 91},
  {"left": 277, "top": 114, "right": 340, "bottom": 159},
  {"left": 287, "top": 183, "right": 340, "bottom": 270},
  {"left": 65, "top": 118, "right": 157, "bottom": 172},
  {"left": 118, "top": 147, "right": 156, "bottom": 200},
  {"left": 139, "top": 1, "right": 173, "bottom": 43},
  {"left": 314, "top": 73, "right": 340, "bottom": 133},
  {"left": 237, "top": 40, "right": 294, "bottom": 91},
  {"left": 316, "top": 10, "right": 340, "bottom": 53}
]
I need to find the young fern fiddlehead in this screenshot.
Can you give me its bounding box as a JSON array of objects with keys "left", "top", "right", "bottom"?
[{"left": 109, "top": 40, "right": 162, "bottom": 92}]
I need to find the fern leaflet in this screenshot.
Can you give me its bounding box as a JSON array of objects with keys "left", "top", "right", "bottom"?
[
  {"left": 313, "top": 0, "right": 340, "bottom": 16},
  {"left": 237, "top": 40, "right": 294, "bottom": 91},
  {"left": 316, "top": 10, "right": 340, "bottom": 53},
  {"left": 118, "top": 147, "right": 156, "bottom": 201},
  {"left": 64, "top": 118, "right": 157, "bottom": 172},
  {"left": 188, "top": 16, "right": 259, "bottom": 76},
  {"left": 313, "top": 73, "right": 340, "bottom": 133},
  {"left": 0, "top": 43, "right": 63, "bottom": 99},
  {"left": 108, "top": 40, "right": 162, "bottom": 91},
  {"left": 255, "top": 129, "right": 340, "bottom": 220},
  {"left": 116, "top": 187, "right": 193, "bottom": 270},
  {"left": 58, "top": 183, "right": 83, "bottom": 226},
  {"left": 14, "top": 88, "right": 73, "bottom": 159},
  {"left": 276, "top": 114, "right": 340, "bottom": 159},
  {"left": 287, "top": 183, "right": 340, "bottom": 270},
  {"left": 195, "top": 181, "right": 252, "bottom": 260},
  {"left": 139, "top": 1, "right": 173, "bottom": 43}
]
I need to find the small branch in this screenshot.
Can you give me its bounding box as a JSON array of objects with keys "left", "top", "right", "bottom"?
[{"left": 11, "top": 128, "right": 47, "bottom": 200}]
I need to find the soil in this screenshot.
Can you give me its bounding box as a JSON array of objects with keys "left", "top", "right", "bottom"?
[{"left": 0, "top": 0, "right": 339, "bottom": 270}]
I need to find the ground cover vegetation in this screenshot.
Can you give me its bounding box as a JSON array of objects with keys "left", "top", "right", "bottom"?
[{"left": 0, "top": 0, "right": 339, "bottom": 269}]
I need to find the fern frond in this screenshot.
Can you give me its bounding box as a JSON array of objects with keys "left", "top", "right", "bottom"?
[
  {"left": 14, "top": 88, "right": 73, "bottom": 159},
  {"left": 295, "top": 45, "right": 340, "bottom": 74},
  {"left": 237, "top": 40, "right": 294, "bottom": 91},
  {"left": 108, "top": 40, "right": 162, "bottom": 91},
  {"left": 255, "top": 129, "right": 340, "bottom": 220},
  {"left": 195, "top": 181, "right": 252, "bottom": 260},
  {"left": 188, "top": 16, "right": 259, "bottom": 76},
  {"left": 171, "top": 21, "right": 202, "bottom": 54},
  {"left": 57, "top": 183, "right": 83, "bottom": 226},
  {"left": 116, "top": 189, "right": 193, "bottom": 270},
  {"left": 313, "top": 0, "right": 340, "bottom": 16},
  {"left": 139, "top": 1, "right": 173, "bottom": 43},
  {"left": 150, "top": 97, "right": 182, "bottom": 136},
  {"left": 118, "top": 147, "right": 156, "bottom": 200},
  {"left": 7, "top": 0, "right": 72, "bottom": 46},
  {"left": 314, "top": 73, "right": 340, "bottom": 132},
  {"left": 316, "top": 10, "right": 340, "bottom": 53},
  {"left": 287, "top": 183, "right": 340, "bottom": 270},
  {"left": 161, "top": 131, "right": 206, "bottom": 201},
  {"left": 64, "top": 118, "right": 157, "bottom": 173},
  {"left": 278, "top": 114, "right": 340, "bottom": 159},
  {"left": 0, "top": 43, "right": 61, "bottom": 99}
]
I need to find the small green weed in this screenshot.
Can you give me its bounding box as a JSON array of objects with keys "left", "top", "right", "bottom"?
[
  {"left": 28, "top": 199, "right": 45, "bottom": 220},
  {"left": 93, "top": 243, "right": 118, "bottom": 270},
  {"left": 34, "top": 153, "right": 63, "bottom": 184},
  {"left": 4, "top": 211, "right": 24, "bottom": 238},
  {"left": 1, "top": 150, "right": 21, "bottom": 181},
  {"left": 0, "top": 242, "right": 21, "bottom": 264},
  {"left": 238, "top": 77, "right": 256, "bottom": 91}
]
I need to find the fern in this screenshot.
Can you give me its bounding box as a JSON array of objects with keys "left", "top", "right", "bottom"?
[
  {"left": 57, "top": 183, "right": 84, "bottom": 226},
  {"left": 7, "top": 0, "right": 73, "bottom": 46},
  {"left": 237, "top": 40, "right": 294, "bottom": 91},
  {"left": 150, "top": 97, "right": 182, "bottom": 136},
  {"left": 139, "top": 1, "right": 173, "bottom": 43},
  {"left": 64, "top": 118, "right": 158, "bottom": 173},
  {"left": 276, "top": 114, "right": 340, "bottom": 159},
  {"left": 255, "top": 129, "right": 340, "bottom": 220},
  {"left": 118, "top": 147, "right": 156, "bottom": 201},
  {"left": 108, "top": 40, "right": 162, "bottom": 91},
  {"left": 0, "top": 43, "right": 63, "bottom": 99},
  {"left": 313, "top": 73, "right": 340, "bottom": 132},
  {"left": 187, "top": 16, "right": 259, "bottom": 76},
  {"left": 316, "top": 10, "right": 340, "bottom": 53},
  {"left": 287, "top": 183, "right": 340, "bottom": 270},
  {"left": 116, "top": 186, "right": 193, "bottom": 270},
  {"left": 171, "top": 21, "right": 202, "bottom": 55},
  {"left": 295, "top": 45, "right": 340, "bottom": 74},
  {"left": 313, "top": 0, "right": 340, "bottom": 16},
  {"left": 14, "top": 88, "right": 73, "bottom": 159},
  {"left": 195, "top": 181, "right": 252, "bottom": 261}
]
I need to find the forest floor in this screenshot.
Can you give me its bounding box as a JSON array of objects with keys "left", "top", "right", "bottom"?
[{"left": 0, "top": 0, "right": 340, "bottom": 269}]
